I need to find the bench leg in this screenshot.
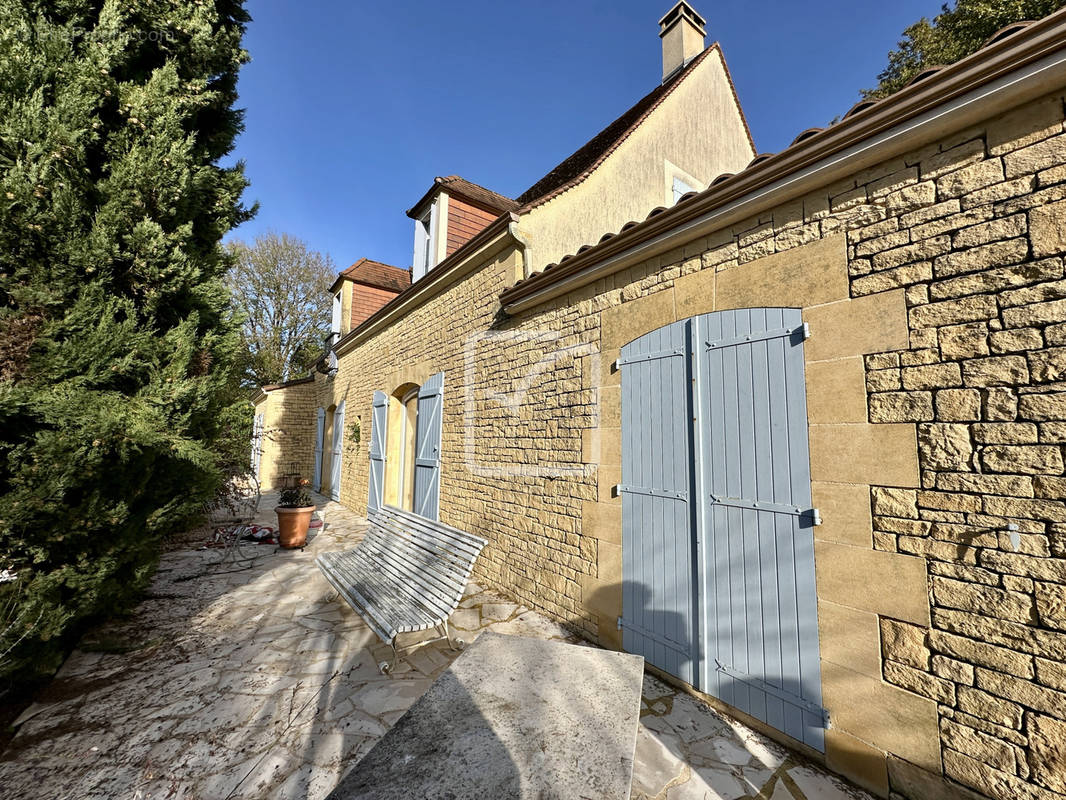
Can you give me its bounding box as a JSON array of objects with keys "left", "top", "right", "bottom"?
[
  {"left": 443, "top": 622, "right": 465, "bottom": 651},
  {"left": 379, "top": 640, "right": 399, "bottom": 675}
]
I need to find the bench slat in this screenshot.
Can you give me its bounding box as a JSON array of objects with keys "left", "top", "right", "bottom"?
[
  {"left": 322, "top": 553, "right": 441, "bottom": 634},
  {"left": 335, "top": 546, "right": 457, "bottom": 621},
  {"left": 364, "top": 522, "right": 476, "bottom": 594},
  {"left": 374, "top": 507, "right": 486, "bottom": 555}
]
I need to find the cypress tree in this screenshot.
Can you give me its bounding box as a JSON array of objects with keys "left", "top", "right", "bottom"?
[{"left": 0, "top": 0, "right": 254, "bottom": 679}]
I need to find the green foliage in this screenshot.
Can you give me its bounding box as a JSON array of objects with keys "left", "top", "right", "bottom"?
[
  {"left": 864, "top": 0, "right": 1066, "bottom": 98},
  {"left": 278, "top": 482, "right": 312, "bottom": 509},
  {"left": 226, "top": 231, "right": 336, "bottom": 388},
  {"left": 0, "top": 0, "right": 254, "bottom": 683},
  {"left": 347, "top": 419, "right": 360, "bottom": 445}
]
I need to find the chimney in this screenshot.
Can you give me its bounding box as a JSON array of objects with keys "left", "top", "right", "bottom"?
[{"left": 659, "top": 2, "right": 706, "bottom": 82}]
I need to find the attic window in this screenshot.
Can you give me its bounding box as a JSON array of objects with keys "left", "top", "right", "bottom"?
[
  {"left": 672, "top": 176, "right": 695, "bottom": 204},
  {"left": 412, "top": 200, "right": 439, "bottom": 282}
]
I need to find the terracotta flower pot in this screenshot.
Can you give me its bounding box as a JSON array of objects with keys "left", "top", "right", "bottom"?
[{"left": 275, "top": 505, "right": 315, "bottom": 548}]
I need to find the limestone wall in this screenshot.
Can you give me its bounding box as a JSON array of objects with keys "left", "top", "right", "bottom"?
[
  {"left": 268, "top": 89, "right": 1066, "bottom": 800},
  {"left": 253, "top": 380, "right": 317, "bottom": 489}
]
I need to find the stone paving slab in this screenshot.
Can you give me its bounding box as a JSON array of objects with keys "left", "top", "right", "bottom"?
[
  {"left": 327, "top": 632, "right": 644, "bottom": 799},
  {"left": 0, "top": 494, "right": 874, "bottom": 800}
]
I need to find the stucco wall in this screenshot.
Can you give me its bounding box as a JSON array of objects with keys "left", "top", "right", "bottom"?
[
  {"left": 517, "top": 46, "right": 755, "bottom": 273},
  {"left": 256, "top": 89, "right": 1066, "bottom": 800}
]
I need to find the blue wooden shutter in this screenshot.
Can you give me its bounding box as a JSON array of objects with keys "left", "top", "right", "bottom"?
[
  {"left": 618, "top": 320, "right": 699, "bottom": 687},
  {"left": 694, "top": 308, "right": 824, "bottom": 751},
  {"left": 330, "top": 401, "right": 345, "bottom": 501},
  {"left": 412, "top": 372, "right": 444, "bottom": 521},
  {"left": 312, "top": 408, "right": 325, "bottom": 492},
  {"left": 368, "top": 392, "right": 388, "bottom": 512}
]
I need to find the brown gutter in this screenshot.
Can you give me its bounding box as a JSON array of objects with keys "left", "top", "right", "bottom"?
[{"left": 500, "top": 9, "right": 1066, "bottom": 311}]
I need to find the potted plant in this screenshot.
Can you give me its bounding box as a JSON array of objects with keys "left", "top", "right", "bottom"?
[{"left": 275, "top": 478, "right": 315, "bottom": 548}]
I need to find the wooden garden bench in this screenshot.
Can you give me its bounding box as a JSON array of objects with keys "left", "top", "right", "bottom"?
[{"left": 315, "top": 505, "right": 488, "bottom": 673}]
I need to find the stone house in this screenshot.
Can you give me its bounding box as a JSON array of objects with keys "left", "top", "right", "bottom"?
[{"left": 252, "top": 4, "right": 1066, "bottom": 798}]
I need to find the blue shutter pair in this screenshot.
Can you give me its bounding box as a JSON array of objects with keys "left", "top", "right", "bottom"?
[{"left": 367, "top": 372, "right": 444, "bottom": 521}]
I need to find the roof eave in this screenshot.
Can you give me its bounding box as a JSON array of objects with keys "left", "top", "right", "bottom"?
[{"left": 501, "top": 10, "right": 1066, "bottom": 313}]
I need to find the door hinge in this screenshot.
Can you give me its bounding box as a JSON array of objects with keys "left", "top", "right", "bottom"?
[{"left": 802, "top": 321, "right": 811, "bottom": 340}]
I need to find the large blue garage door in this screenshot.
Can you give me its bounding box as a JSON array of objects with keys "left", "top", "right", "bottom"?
[{"left": 619, "top": 307, "right": 826, "bottom": 751}]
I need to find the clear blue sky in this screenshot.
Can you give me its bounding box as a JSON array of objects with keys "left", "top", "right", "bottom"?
[{"left": 227, "top": 0, "right": 940, "bottom": 270}]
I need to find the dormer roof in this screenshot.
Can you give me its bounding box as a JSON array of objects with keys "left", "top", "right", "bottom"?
[
  {"left": 405, "top": 175, "right": 519, "bottom": 219},
  {"left": 330, "top": 258, "right": 411, "bottom": 294}
]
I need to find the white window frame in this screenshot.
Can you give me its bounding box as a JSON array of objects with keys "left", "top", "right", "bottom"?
[
  {"left": 664, "top": 159, "right": 704, "bottom": 206},
  {"left": 412, "top": 198, "right": 442, "bottom": 282},
  {"left": 331, "top": 291, "right": 342, "bottom": 337}
]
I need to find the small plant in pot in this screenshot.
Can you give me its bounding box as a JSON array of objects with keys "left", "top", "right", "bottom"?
[{"left": 275, "top": 479, "right": 315, "bottom": 548}]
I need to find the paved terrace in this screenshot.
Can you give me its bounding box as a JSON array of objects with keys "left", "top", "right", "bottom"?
[{"left": 0, "top": 495, "right": 871, "bottom": 800}]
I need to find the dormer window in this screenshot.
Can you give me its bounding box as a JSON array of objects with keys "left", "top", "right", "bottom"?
[
  {"left": 412, "top": 200, "right": 439, "bottom": 282},
  {"left": 330, "top": 290, "right": 342, "bottom": 343}
]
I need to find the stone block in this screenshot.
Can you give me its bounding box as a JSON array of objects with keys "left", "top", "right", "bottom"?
[
  {"left": 880, "top": 618, "right": 930, "bottom": 669},
  {"left": 825, "top": 728, "right": 889, "bottom": 798},
  {"left": 888, "top": 756, "right": 985, "bottom": 800},
  {"left": 902, "top": 363, "right": 961, "bottom": 390},
  {"left": 1003, "top": 134, "right": 1066, "bottom": 178},
  {"left": 804, "top": 290, "right": 909, "bottom": 361},
  {"left": 869, "top": 392, "right": 934, "bottom": 422},
  {"left": 885, "top": 661, "right": 955, "bottom": 704},
  {"left": 821, "top": 660, "right": 939, "bottom": 772},
  {"left": 805, "top": 357, "right": 867, "bottom": 423},
  {"left": 988, "top": 95, "right": 1064, "bottom": 156},
  {"left": 1029, "top": 714, "right": 1066, "bottom": 793},
  {"left": 600, "top": 289, "right": 675, "bottom": 352},
  {"left": 972, "top": 422, "right": 1039, "bottom": 443},
  {"left": 931, "top": 576, "right": 1035, "bottom": 623},
  {"left": 1035, "top": 581, "right": 1066, "bottom": 631},
  {"left": 872, "top": 487, "right": 918, "bottom": 518},
  {"left": 809, "top": 423, "right": 919, "bottom": 486},
  {"left": 1029, "top": 347, "right": 1066, "bottom": 382},
  {"left": 910, "top": 295, "right": 998, "bottom": 329},
  {"left": 818, "top": 600, "right": 882, "bottom": 678},
  {"left": 932, "top": 239, "right": 1028, "bottom": 279},
  {"left": 1003, "top": 297, "right": 1066, "bottom": 328},
  {"left": 581, "top": 501, "right": 621, "bottom": 546},
  {"left": 672, "top": 265, "right": 714, "bottom": 319},
  {"left": 938, "top": 159, "right": 1005, "bottom": 199},
  {"left": 961, "top": 356, "right": 1029, "bottom": 387},
  {"left": 932, "top": 655, "right": 975, "bottom": 685},
  {"left": 976, "top": 666, "right": 1066, "bottom": 718},
  {"left": 1031, "top": 198, "right": 1066, "bottom": 258},
  {"left": 917, "top": 423, "right": 973, "bottom": 471},
  {"left": 579, "top": 575, "right": 621, "bottom": 620},
  {"left": 990, "top": 328, "right": 1043, "bottom": 353},
  {"left": 956, "top": 686, "right": 1025, "bottom": 729},
  {"left": 815, "top": 542, "right": 929, "bottom": 624},
  {"left": 935, "top": 389, "right": 982, "bottom": 421},
  {"left": 713, "top": 234, "right": 849, "bottom": 310},
  {"left": 937, "top": 472, "right": 1032, "bottom": 496},
  {"left": 940, "top": 718, "right": 1016, "bottom": 773},
  {"left": 1019, "top": 392, "right": 1066, "bottom": 420},
  {"left": 940, "top": 322, "right": 990, "bottom": 359},
  {"left": 981, "top": 445, "right": 1064, "bottom": 474},
  {"left": 811, "top": 481, "right": 873, "bottom": 547},
  {"left": 984, "top": 388, "right": 1019, "bottom": 421}
]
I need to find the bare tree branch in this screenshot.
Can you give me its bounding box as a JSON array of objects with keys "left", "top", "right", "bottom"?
[{"left": 226, "top": 231, "right": 336, "bottom": 387}]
